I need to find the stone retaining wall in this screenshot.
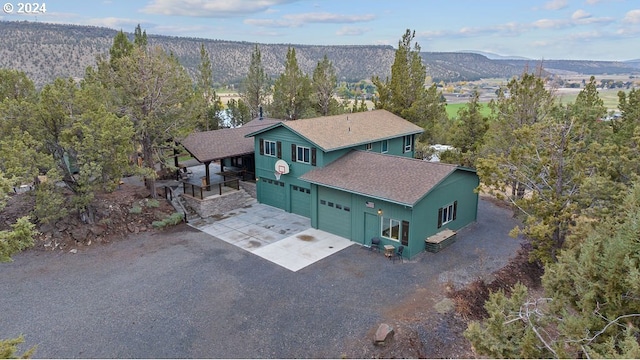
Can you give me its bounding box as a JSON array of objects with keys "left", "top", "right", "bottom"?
[
  {"left": 181, "top": 190, "right": 251, "bottom": 218},
  {"left": 239, "top": 181, "right": 256, "bottom": 198}
]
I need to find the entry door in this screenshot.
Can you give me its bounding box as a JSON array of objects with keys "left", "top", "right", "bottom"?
[{"left": 364, "top": 213, "right": 378, "bottom": 246}]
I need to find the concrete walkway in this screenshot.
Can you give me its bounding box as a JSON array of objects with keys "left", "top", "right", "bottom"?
[{"left": 189, "top": 203, "right": 353, "bottom": 271}]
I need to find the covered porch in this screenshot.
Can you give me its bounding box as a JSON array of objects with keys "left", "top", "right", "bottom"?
[{"left": 177, "top": 118, "right": 281, "bottom": 191}]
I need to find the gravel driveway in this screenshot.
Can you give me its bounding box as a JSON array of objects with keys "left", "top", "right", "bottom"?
[{"left": 0, "top": 197, "right": 524, "bottom": 358}]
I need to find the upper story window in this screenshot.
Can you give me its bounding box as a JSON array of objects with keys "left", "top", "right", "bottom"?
[
  {"left": 381, "top": 140, "right": 388, "bottom": 153},
  {"left": 365, "top": 143, "right": 372, "bottom": 151},
  {"left": 264, "top": 140, "right": 277, "bottom": 157},
  {"left": 296, "top": 145, "right": 311, "bottom": 164},
  {"left": 403, "top": 135, "right": 413, "bottom": 152}
]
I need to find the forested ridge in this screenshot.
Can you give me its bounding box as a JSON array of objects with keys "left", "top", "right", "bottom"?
[{"left": 1, "top": 21, "right": 638, "bottom": 88}]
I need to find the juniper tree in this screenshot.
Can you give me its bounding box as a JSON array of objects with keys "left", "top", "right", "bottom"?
[{"left": 465, "top": 182, "right": 640, "bottom": 359}]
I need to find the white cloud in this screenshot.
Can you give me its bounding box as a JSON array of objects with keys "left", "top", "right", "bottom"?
[
  {"left": 544, "top": 0, "right": 568, "bottom": 10},
  {"left": 244, "top": 12, "right": 375, "bottom": 28},
  {"left": 533, "top": 18, "right": 565, "bottom": 28},
  {"left": 140, "top": 0, "right": 298, "bottom": 17},
  {"left": 571, "top": 9, "right": 590, "bottom": 20},
  {"left": 623, "top": 9, "right": 640, "bottom": 24},
  {"left": 335, "top": 26, "right": 369, "bottom": 36}
]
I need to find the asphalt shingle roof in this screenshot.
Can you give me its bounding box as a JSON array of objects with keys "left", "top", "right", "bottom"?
[
  {"left": 246, "top": 109, "right": 424, "bottom": 151},
  {"left": 180, "top": 118, "right": 280, "bottom": 163},
  {"left": 300, "top": 151, "right": 462, "bottom": 206}
]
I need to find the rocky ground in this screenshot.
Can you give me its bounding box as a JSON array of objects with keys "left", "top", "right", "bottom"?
[{"left": 1, "top": 183, "right": 177, "bottom": 253}]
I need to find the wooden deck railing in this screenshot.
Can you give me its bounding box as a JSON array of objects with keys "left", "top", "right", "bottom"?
[{"left": 182, "top": 177, "right": 240, "bottom": 200}]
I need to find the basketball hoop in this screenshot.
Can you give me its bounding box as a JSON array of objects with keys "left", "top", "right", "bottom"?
[{"left": 274, "top": 171, "right": 282, "bottom": 181}]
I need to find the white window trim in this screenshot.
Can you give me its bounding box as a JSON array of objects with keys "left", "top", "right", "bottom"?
[
  {"left": 381, "top": 140, "right": 388, "bottom": 153},
  {"left": 404, "top": 135, "right": 413, "bottom": 152},
  {"left": 381, "top": 217, "right": 401, "bottom": 242},
  {"left": 296, "top": 145, "right": 311, "bottom": 164},
  {"left": 441, "top": 203, "right": 454, "bottom": 226},
  {"left": 264, "top": 140, "right": 277, "bottom": 157}
]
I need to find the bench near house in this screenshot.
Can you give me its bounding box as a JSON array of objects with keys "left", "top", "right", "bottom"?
[{"left": 246, "top": 109, "right": 479, "bottom": 259}]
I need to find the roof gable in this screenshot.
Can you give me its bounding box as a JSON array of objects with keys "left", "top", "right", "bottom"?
[
  {"left": 300, "top": 151, "right": 474, "bottom": 206},
  {"left": 246, "top": 110, "right": 424, "bottom": 151}
]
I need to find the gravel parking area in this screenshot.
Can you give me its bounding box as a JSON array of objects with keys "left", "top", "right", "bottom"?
[{"left": 0, "top": 197, "right": 524, "bottom": 358}]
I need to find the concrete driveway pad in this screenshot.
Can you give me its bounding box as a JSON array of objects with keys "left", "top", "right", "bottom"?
[{"left": 190, "top": 203, "right": 353, "bottom": 271}]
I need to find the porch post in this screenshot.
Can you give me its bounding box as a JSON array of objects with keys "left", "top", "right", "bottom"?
[{"left": 204, "top": 161, "right": 211, "bottom": 191}]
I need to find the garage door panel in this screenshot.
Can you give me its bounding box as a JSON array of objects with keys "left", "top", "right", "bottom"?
[
  {"left": 291, "top": 185, "right": 310, "bottom": 218},
  {"left": 260, "top": 178, "right": 285, "bottom": 209},
  {"left": 318, "top": 187, "right": 351, "bottom": 240}
]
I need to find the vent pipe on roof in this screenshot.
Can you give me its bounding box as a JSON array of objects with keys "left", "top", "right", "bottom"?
[{"left": 259, "top": 106, "right": 263, "bottom": 120}]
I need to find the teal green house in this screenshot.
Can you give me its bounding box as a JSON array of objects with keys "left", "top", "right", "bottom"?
[{"left": 246, "top": 109, "right": 479, "bottom": 259}]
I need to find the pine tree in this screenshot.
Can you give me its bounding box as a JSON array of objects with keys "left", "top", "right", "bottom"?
[
  {"left": 241, "top": 44, "right": 270, "bottom": 119},
  {"left": 312, "top": 55, "right": 338, "bottom": 116},
  {"left": 270, "top": 47, "right": 312, "bottom": 120},
  {"left": 195, "top": 43, "right": 221, "bottom": 130},
  {"left": 109, "top": 30, "right": 133, "bottom": 70},
  {"left": 372, "top": 29, "right": 426, "bottom": 117}
]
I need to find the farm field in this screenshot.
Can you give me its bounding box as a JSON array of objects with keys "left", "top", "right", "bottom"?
[
  {"left": 556, "top": 88, "right": 622, "bottom": 111},
  {"left": 445, "top": 87, "right": 625, "bottom": 119},
  {"left": 445, "top": 102, "right": 491, "bottom": 119}
]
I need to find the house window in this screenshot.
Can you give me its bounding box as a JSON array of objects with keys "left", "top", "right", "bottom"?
[
  {"left": 437, "top": 201, "right": 457, "bottom": 228},
  {"left": 365, "top": 143, "right": 372, "bottom": 151},
  {"left": 403, "top": 135, "right": 413, "bottom": 152},
  {"left": 381, "top": 140, "right": 388, "bottom": 153},
  {"left": 264, "top": 140, "right": 277, "bottom": 157},
  {"left": 296, "top": 146, "right": 311, "bottom": 164},
  {"left": 381, "top": 217, "right": 401, "bottom": 241}
]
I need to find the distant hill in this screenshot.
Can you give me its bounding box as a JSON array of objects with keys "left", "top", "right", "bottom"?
[
  {"left": 0, "top": 21, "right": 638, "bottom": 88},
  {"left": 496, "top": 59, "right": 640, "bottom": 76},
  {"left": 458, "top": 50, "right": 531, "bottom": 60}
]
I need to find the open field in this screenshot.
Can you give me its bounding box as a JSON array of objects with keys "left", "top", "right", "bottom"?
[
  {"left": 556, "top": 88, "right": 622, "bottom": 111},
  {"left": 445, "top": 102, "right": 491, "bottom": 120}
]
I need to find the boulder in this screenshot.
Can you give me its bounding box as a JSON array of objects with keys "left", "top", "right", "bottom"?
[
  {"left": 89, "top": 225, "right": 106, "bottom": 236},
  {"left": 55, "top": 220, "right": 68, "bottom": 232},
  {"left": 373, "top": 323, "right": 394, "bottom": 346},
  {"left": 70, "top": 227, "right": 89, "bottom": 241},
  {"left": 39, "top": 223, "right": 54, "bottom": 233}
]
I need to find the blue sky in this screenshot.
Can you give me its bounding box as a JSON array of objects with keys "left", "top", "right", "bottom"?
[{"left": 1, "top": 0, "right": 639, "bottom": 61}]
